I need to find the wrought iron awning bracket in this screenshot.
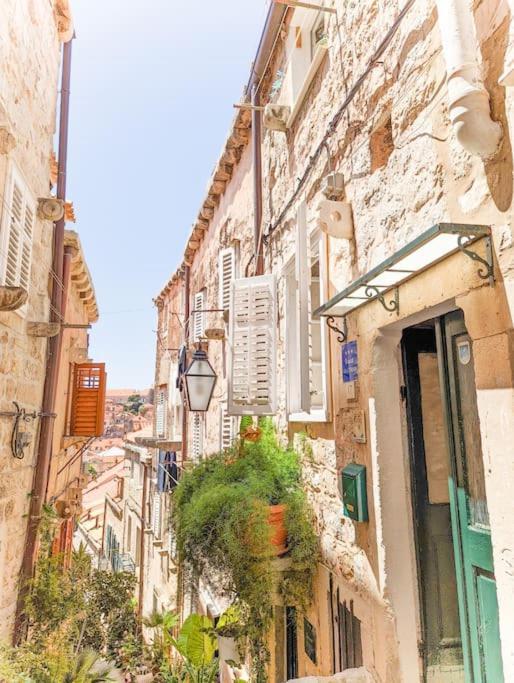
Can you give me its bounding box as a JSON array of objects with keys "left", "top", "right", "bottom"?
[
  {"left": 365, "top": 285, "right": 400, "bottom": 315},
  {"left": 321, "top": 314, "right": 347, "bottom": 344},
  {"left": 457, "top": 235, "right": 494, "bottom": 287}
]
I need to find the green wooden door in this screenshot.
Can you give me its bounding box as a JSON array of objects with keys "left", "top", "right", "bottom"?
[{"left": 438, "top": 312, "right": 504, "bottom": 683}]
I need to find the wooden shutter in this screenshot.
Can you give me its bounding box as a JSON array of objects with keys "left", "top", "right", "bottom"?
[
  {"left": 70, "top": 363, "right": 106, "bottom": 437},
  {"left": 152, "top": 493, "right": 162, "bottom": 538},
  {"left": 155, "top": 390, "right": 166, "bottom": 438},
  {"left": 296, "top": 202, "right": 311, "bottom": 413},
  {"left": 228, "top": 274, "right": 277, "bottom": 415},
  {"left": 220, "top": 404, "right": 235, "bottom": 449},
  {"left": 192, "top": 291, "right": 205, "bottom": 342},
  {"left": 219, "top": 248, "right": 236, "bottom": 310},
  {"left": 2, "top": 168, "right": 35, "bottom": 292}
]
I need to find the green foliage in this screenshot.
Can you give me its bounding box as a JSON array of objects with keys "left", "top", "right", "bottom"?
[
  {"left": 124, "top": 394, "right": 144, "bottom": 414},
  {"left": 173, "top": 418, "right": 319, "bottom": 681}
]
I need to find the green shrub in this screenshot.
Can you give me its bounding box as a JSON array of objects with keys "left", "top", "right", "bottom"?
[{"left": 173, "top": 418, "right": 318, "bottom": 681}]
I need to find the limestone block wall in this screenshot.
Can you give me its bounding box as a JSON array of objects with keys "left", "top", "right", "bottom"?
[
  {"left": 156, "top": 0, "right": 514, "bottom": 679},
  {"left": 0, "top": 0, "right": 61, "bottom": 640}
]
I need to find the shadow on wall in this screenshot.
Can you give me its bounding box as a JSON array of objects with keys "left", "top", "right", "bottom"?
[{"left": 482, "top": 15, "right": 513, "bottom": 212}]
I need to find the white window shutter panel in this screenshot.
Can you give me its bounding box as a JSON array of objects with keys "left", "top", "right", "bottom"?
[
  {"left": 192, "top": 413, "right": 203, "bottom": 461},
  {"left": 228, "top": 274, "right": 277, "bottom": 415},
  {"left": 193, "top": 291, "right": 205, "bottom": 342},
  {"left": 219, "top": 248, "right": 235, "bottom": 310},
  {"left": 220, "top": 404, "right": 235, "bottom": 449},
  {"left": 20, "top": 203, "right": 34, "bottom": 291},
  {"left": 152, "top": 493, "right": 162, "bottom": 538},
  {"left": 296, "top": 202, "right": 311, "bottom": 413},
  {"left": 155, "top": 390, "right": 166, "bottom": 438},
  {"left": 2, "top": 168, "right": 35, "bottom": 294}
]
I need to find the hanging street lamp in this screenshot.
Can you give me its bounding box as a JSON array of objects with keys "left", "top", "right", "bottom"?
[{"left": 183, "top": 347, "right": 217, "bottom": 412}]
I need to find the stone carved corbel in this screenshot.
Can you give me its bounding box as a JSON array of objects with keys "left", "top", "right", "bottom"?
[
  {"left": 54, "top": 0, "right": 74, "bottom": 43},
  {"left": 0, "top": 286, "right": 28, "bottom": 311}
]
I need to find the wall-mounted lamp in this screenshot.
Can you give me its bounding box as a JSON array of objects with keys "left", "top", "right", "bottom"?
[{"left": 183, "top": 348, "right": 217, "bottom": 413}]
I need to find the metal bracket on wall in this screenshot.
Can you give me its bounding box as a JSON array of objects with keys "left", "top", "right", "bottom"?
[
  {"left": 458, "top": 235, "right": 495, "bottom": 287},
  {"left": 322, "top": 314, "right": 347, "bottom": 344},
  {"left": 273, "top": 0, "right": 337, "bottom": 13},
  {"left": 0, "top": 402, "right": 55, "bottom": 459},
  {"left": 365, "top": 285, "right": 400, "bottom": 314}
]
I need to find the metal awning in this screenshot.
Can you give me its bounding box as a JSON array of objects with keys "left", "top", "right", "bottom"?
[{"left": 314, "top": 223, "right": 493, "bottom": 340}]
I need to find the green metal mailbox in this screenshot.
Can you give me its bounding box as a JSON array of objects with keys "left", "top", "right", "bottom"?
[{"left": 341, "top": 463, "right": 368, "bottom": 522}]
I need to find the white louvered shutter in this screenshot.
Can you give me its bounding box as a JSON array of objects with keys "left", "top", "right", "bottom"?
[
  {"left": 193, "top": 291, "right": 205, "bottom": 342},
  {"left": 155, "top": 390, "right": 166, "bottom": 438},
  {"left": 191, "top": 413, "right": 203, "bottom": 461},
  {"left": 219, "top": 248, "right": 236, "bottom": 310},
  {"left": 220, "top": 404, "right": 235, "bottom": 450},
  {"left": 296, "top": 202, "right": 311, "bottom": 413},
  {"left": 228, "top": 274, "right": 277, "bottom": 415},
  {"left": 2, "top": 169, "right": 35, "bottom": 292},
  {"left": 152, "top": 493, "right": 162, "bottom": 538}
]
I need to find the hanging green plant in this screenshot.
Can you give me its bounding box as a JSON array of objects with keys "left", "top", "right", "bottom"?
[{"left": 172, "top": 418, "right": 319, "bottom": 681}]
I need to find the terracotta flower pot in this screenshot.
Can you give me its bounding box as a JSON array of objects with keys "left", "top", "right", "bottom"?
[{"left": 268, "top": 503, "right": 288, "bottom": 556}]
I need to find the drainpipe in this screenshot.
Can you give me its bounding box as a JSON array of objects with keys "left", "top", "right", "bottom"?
[
  {"left": 181, "top": 265, "right": 190, "bottom": 463},
  {"left": 252, "top": 84, "right": 264, "bottom": 276},
  {"left": 14, "top": 38, "right": 73, "bottom": 642},
  {"left": 246, "top": 3, "right": 287, "bottom": 276},
  {"left": 137, "top": 459, "right": 149, "bottom": 619},
  {"left": 435, "top": 0, "right": 501, "bottom": 158}
]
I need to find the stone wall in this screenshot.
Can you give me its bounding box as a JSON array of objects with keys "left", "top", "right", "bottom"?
[
  {"left": 0, "top": 0, "right": 62, "bottom": 640},
  {"left": 155, "top": 0, "right": 514, "bottom": 680}
]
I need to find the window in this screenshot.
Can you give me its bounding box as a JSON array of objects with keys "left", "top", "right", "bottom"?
[
  {"left": 277, "top": 7, "right": 330, "bottom": 122},
  {"left": 338, "top": 600, "right": 363, "bottom": 670},
  {"left": 135, "top": 526, "right": 141, "bottom": 566},
  {"left": 286, "top": 204, "right": 330, "bottom": 421},
  {"left": 218, "top": 247, "right": 237, "bottom": 311},
  {"left": 192, "top": 290, "right": 205, "bottom": 342},
  {"left": 168, "top": 359, "right": 183, "bottom": 441},
  {"left": 0, "top": 164, "right": 35, "bottom": 295},
  {"left": 228, "top": 275, "right": 277, "bottom": 416},
  {"left": 303, "top": 618, "right": 317, "bottom": 664},
  {"left": 191, "top": 413, "right": 203, "bottom": 462}
]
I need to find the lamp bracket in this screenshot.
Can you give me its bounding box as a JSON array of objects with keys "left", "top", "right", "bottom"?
[
  {"left": 458, "top": 235, "right": 494, "bottom": 286},
  {"left": 322, "top": 314, "right": 347, "bottom": 344},
  {"left": 365, "top": 285, "right": 400, "bottom": 314}
]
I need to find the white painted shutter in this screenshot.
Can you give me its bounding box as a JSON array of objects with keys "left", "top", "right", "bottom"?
[
  {"left": 220, "top": 404, "right": 235, "bottom": 450},
  {"left": 2, "top": 170, "right": 35, "bottom": 292},
  {"left": 155, "top": 390, "right": 166, "bottom": 438},
  {"left": 296, "top": 202, "right": 311, "bottom": 413},
  {"left": 192, "top": 412, "right": 203, "bottom": 461},
  {"left": 152, "top": 493, "right": 162, "bottom": 538},
  {"left": 193, "top": 291, "right": 205, "bottom": 342},
  {"left": 228, "top": 274, "right": 277, "bottom": 415},
  {"left": 219, "top": 248, "right": 236, "bottom": 310}
]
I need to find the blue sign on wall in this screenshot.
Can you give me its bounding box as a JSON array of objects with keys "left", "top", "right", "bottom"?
[{"left": 342, "top": 341, "right": 358, "bottom": 382}]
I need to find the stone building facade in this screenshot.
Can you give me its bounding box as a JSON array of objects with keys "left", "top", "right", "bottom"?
[
  {"left": 153, "top": 1, "right": 514, "bottom": 682},
  {"left": 0, "top": 1, "right": 103, "bottom": 641}
]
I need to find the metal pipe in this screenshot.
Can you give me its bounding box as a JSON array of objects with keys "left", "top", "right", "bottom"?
[
  {"left": 181, "top": 265, "right": 190, "bottom": 463},
  {"left": 252, "top": 84, "right": 264, "bottom": 276},
  {"left": 137, "top": 460, "right": 149, "bottom": 619},
  {"left": 14, "top": 38, "right": 74, "bottom": 642}
]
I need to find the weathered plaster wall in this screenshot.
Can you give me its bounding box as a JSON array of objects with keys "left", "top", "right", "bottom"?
[{"left": 0, "top": 0, "right": 61, "bottom": 640}]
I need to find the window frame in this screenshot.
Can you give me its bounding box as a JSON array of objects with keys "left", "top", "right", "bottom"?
[{"left": 285, "top": 217, "right": 331, "bottom": 423}]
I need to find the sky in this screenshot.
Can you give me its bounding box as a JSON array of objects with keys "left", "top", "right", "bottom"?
[{"left": 67, "top": 1, "right": 267, "bottom": 389}]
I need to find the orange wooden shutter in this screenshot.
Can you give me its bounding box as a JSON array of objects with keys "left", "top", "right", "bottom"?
[{"left": 70, "top": 363, "right": 106, "bottom": 437}]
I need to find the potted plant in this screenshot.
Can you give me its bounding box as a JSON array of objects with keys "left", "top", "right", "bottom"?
[{"left": 173, "top": 418, "right": 319, "bottom": 682}]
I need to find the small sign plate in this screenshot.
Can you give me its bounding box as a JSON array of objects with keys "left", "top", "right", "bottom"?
[{"left": 342, "top": 341, "right": 358, "bottom": 382}]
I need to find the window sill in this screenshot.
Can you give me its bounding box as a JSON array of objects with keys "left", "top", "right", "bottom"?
[
  {"left": 288, "top": 410, "right": 329, "bottom": 424},
  {"left": 286, "top": 44, "right": 329, "bottom": 128}
]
